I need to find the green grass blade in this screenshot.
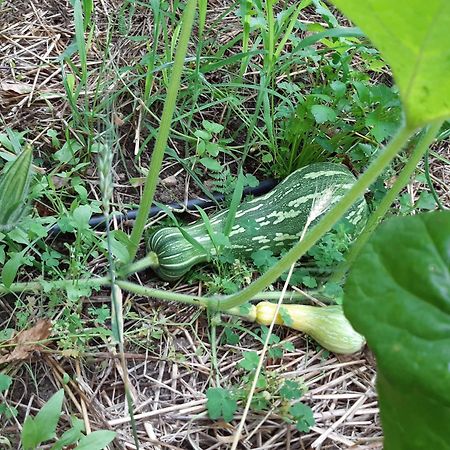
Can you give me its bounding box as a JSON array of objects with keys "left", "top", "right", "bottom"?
[{"left": 128, "top": 0, "right": 198, "bottom": 261}]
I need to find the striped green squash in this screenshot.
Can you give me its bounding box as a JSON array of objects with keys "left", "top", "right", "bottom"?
[{"left": 148, "top": 162, "right": 368, "bottom": 281}]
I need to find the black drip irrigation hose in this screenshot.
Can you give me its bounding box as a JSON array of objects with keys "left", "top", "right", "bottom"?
[{"left": 48, "top": 178, "right": 278, "bottom": 236}]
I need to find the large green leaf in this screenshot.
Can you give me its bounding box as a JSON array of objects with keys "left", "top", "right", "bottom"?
[
  {"left": 344, "top": 211, "right": 450, "bottom": 450},
  {"left": 330, "top": 0, "right": 450, "bottom": 128}
]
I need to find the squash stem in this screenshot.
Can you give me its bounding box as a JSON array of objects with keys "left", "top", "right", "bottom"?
[
  {"left": 213, "top": 124, "right": 415, "bottom": 311},
  {"left": 118, "top": 253, "right": 159, "bottom": 277},
  {"left": 115, "top": 280, "right": 210, "bottom": 308},
  {"left": 329, "top": 120, "right": 443, "bottom": 284},
  {"left": 0, "top": 276, "right": 109, "bottom": 294}
]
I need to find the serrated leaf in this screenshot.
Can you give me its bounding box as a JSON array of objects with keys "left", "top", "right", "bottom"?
[
  {"left": 251, "top": 249, "right": 278, "bottom": 269},
  {"left": 344, "top": 211, "right": 450, "bottom": 450},
  {"left": 280, "top": 380, "right": 303, "bottom": 400},
  {"left": 206, "top": 387, "right": 237, "bottom": 422},
  {"left": 239, "top": 350, "right": 259, "bottom": 371},
  {"left": 289, "top": 402, "right": 315, "bottom": 432},
  {"left": 330, "top": 0, "right": 450, "bottom": 127}
]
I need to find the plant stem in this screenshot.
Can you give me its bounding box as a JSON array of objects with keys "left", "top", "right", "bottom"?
[
  {"left": 330, "top": 120, "right": 443, "bottom": 283},
  {"left": 213, "top": 124, "right": 414, "bottom": 311},
  {"left": 425, "top": 150, "right": 446, "bottom": 211},
  {"left": 264, "top": 0, "right": 275, "bottom": 73},
  {"left": 0, "top": 275, "right": 317, "bottom": 305},
  {"left": 128, "top": 0, "right": 197, "bottom": 261},
  {"left": 118, "top": 253, "right": 159, "bottom": 277},
  {"left": 0, "top": 276, "right": 109, "bottom": 295},
  {"left": 115, "top": 280, "right": 210, "bottom": 307}
]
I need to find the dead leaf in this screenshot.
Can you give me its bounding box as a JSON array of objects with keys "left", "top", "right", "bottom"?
[
  {"left": 51, "top": 175, "right": 69, "bottom": 189},
  {"left": 0, "top": 81, "right": 33, "bottom": 95},
  {"left": 113, "top": 113, "right": 125, "bottom": 126},
  {"left": 0, "top": 319, "right": 51, "bottom": 364},
  {"left": 161, "top": 175, "right": 177, "bottom": 187}
]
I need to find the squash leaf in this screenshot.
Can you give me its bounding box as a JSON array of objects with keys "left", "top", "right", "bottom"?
[
  {"left": 330, "top": 0, "right": 450, "bottom": 128},
  {"left": 343, "top": 211, "right": 450, "bottom": 450}
]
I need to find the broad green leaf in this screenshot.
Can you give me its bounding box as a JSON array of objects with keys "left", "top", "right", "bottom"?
[
  {"left": 202, "top": 120, "right": 224, "bottom": 134},
  {"left": 74, "top": 430, "right": 116, "bottom": 450},
  {"left": 1, "top": 252, "right": 24, "bottom": 288},
  {"left": 238, "top": 350, "right": 259, "bottom": 371},
  {"left": 330, "top": 0, "right": 450, "bottom": 127},
  {"left": 344, "top": 211, "right": 450, "bottom": 450},
  {"left": 50, "top": 417, "right": 85, "bottom": 450},
  {"left": 0, "top": 374, "right": 12, "bottom": 392},
  {"left": 0, "top": 145, "right": 33, "bottom": 231},
  {"left": 72, "top": 204, "right": 92, "bottom": 230},
  {"left": 289, "top": 402, "right": 315, "bottom": 432},
  {"left": 22, "top": 390, "right": 64, "bottom": 449},
  {"left": 199, "top": 157, "right": 222, "bottom": 172},
  {"left": 311, "top": 105, "right": 336, "bottom": 124},
  {"left": 206, "top": 387, "right": 237, "bottom": 422}
]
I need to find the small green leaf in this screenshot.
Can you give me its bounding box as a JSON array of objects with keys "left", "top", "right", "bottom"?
[
  {"left": 2, "top": 252, "right": 24, "bottom": 288},
  {"left": 0, "top": 374, "right": 12, "bottom": 393},
  {"left": 311, "top": 105, "right": 336, "bottom": 124},
  {"left": 280, "top": 380, "right": 303, "bottom": 400},
  {"left": 206, "top": 387, "right": 237, "bottom": 422},
  {"left": 251, "top": 249, "right": 278, "bottom": 269},
  {"left": 239, "top": 351, "right": 259, "bottom": 371},
  {"left": 199, "top": 157, "right": 222, "bottom": 172},
  {"left": 301, "top": 275, "right": 317, "bottom": 288},
  {"left": 72, "top": 204, "right": 92, "bottom": 230},
  {"left": 415, "top": 191, "right": 436, "bottom": 210},
  {"left": 289, "top": 402, "right": 315, "bottom": 432},
  {"left": 22, "top": 389, "right": 64, "bottom": 449},
  {"left": 0, "top": 145, "right": 33, "bottom": 230},
  {"left": 279, "top": 307, "right": 294, "bottom": 327},
  {"left": 74, "top": 430, "right": 116, "bottom": 450},
  {"left": 344, "top": 211, "right": 450, "bottom": 450},
  {"left": 205, "top": 142, "right": 221, "bottom": 157},
  {"left": 50, "top": 417, "right": 85, "bottom": 450},
  {"left": 330, "top": 80, "right": 346, "bottom": 97},
  {"left": 223, "top": 328, "right": 239, "bottom": 345},
  {"left": 202, "top": 120, "right": 224, "bottom": 134},
  {"left": 194, "top": 129, "right": 211, "bottom": 140}
]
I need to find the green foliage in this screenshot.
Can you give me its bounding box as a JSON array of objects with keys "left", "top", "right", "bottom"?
[
  {"left": 1, "top": 0, "right": 450, "bottom": 446},
  {"left": 206, "top": 387, "right": 238, "bottom": 422},
  {"left": 21, "top": 390, "right": 65, "bottom": 449},
  {"left": 0, "top": 146, "right": 34, "bottom": 232},
  {"left": 20, "top": 389, "right": 115, "bottom": 449},
  {"left": 344, "top": 212, "right": 450, "bottom": 450},
  {"left": 331, "top": 0, "right": 450, "bottom": 127},
  {"left": 238, "top": 350, "right": 259, "bottom": 371},
  {"left": 289, "top": 402, "right": 315, "bottom": 432}
]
